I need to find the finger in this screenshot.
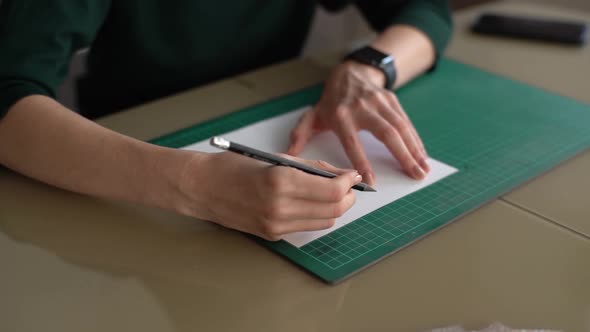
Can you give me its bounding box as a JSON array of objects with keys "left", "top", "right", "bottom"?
[
  {"left": 333, "top": 112, "right": 376, "bottom": 185},
  {"left": 285, "top": 167, "right": 362, "bottom": 202},
  {"left": 288, "top": 110, "right": 317, "bottom": 156},
  {"left": 361, "top": 111, "right": 426, "bottom": 180},
  {"left": 384, "top": 93, "right": 429, "bottom": 163},
  {"left": 375, "top": 93, "right": 429, "bottom": 173},
  {"left": 277, "top": 154, "right": 357, "bottom": 175},
  {"left": 273, "top": 218, "right": 337, "bottom": 236},
  {"left": 282, "top": 190, "right": 356, "bottom": 220},
  {"left": 381, "top": 93, "right": 428, "bottom": 163},
  {"left": 376, "top": 98, "right": 430, "bottom": 174}
]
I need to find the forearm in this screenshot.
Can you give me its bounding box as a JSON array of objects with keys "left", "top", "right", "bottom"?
[
  {"left": 371, "top": 24, "right": 436, "bottom": 88},
  {"left": 0, "top": 95, "right": 197, "bottom": 212}
]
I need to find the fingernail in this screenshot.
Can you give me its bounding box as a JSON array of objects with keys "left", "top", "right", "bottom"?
[
  {"left": 413, "top": 165, "right": 426, "bottom": 180},
  {"left": 419, "top": 158, "right": 430, "bottom": 173},
  {"left": 354, "top": 174, "right": 362, "bottom": 183}
]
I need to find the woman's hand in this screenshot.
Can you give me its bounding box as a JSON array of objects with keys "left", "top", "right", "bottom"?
[
  {"left": 287, "top": 60, "right": 430, "bottom": 185},
  {"left": 177, "top": 151, "right": 361, "bottom": 241}
]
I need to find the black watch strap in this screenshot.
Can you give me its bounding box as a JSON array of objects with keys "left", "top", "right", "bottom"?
[{"left": 345, "top": 46, "right": 397, "bottom": 90}]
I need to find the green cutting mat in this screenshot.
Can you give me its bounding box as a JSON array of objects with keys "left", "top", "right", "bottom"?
[{"left": 152, "top": 59, "right": 590, "bottom": 283}]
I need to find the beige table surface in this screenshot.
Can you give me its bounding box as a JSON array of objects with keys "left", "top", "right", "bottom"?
[{"left": 2, "top": 1, "right": 590, "bottom": 332}]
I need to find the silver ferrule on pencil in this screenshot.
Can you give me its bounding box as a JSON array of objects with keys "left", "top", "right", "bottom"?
[{"left": 210, "top": 136, "right": 231, "bottom": 150}]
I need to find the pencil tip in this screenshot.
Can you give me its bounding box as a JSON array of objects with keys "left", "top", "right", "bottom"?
[{"left": 365, "top": 186, "right": 377, "bottom": 192}]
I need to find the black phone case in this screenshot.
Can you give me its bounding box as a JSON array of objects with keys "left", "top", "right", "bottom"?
[{"left": 472, "top": 13, "right": 588, "bottom": 45}]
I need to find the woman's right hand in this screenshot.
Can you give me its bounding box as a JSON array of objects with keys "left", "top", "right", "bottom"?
[{"left": 176, "top": 151, "right": 361, "bottom": 241}]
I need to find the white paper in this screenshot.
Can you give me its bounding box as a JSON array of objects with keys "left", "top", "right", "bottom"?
[
  {"left": 183, "top": 107, "right": 457, "bottom": 247},
  {"left": 424, "top": 322, "right": 561, "bottom": 332}
]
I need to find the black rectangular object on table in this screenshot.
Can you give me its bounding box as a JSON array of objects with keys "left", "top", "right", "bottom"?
[{"left": 472, "top": 12, "right": 588, "bottom": 45}]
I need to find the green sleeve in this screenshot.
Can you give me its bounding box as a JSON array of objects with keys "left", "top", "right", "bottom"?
[
  {"left": 354, "top": 0, "right": 453, "bottom": 62},
  {"left": 0, "top": 0, "right": 110, "bottom": 119}
]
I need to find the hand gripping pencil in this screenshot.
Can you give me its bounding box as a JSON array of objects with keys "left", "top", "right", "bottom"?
[{"left": 210, "top": 136, "right": 376, "bottom": 192}]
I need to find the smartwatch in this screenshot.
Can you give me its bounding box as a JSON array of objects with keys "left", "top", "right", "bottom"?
[{"left": 345, "top": 46, "right": 397, "bottom": 90}]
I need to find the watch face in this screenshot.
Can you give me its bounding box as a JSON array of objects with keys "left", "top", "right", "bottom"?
[
  {"left": 348, "top": 46, "right": 396, "bottom": 90},
  {"left": 355, "top": 46, "right": 393, "bottom": 66}
]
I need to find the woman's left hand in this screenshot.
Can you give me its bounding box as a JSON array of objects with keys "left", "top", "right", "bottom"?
[{"left": 287, "top": 60, "right": 430, "bottom": 185}]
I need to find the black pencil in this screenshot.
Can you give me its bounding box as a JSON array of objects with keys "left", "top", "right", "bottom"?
[{"left": 209, "top": 136, "right": 376, "bottom": 192}]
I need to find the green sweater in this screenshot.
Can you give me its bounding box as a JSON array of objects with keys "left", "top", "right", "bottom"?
[{"left": 0, "top": 0, "right": 452, "bottom": 119}]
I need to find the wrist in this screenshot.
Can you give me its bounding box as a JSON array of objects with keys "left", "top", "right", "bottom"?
[
  {"left": 344, "top": 45, "right": 396, "bottom": 89},
  {"left": 341, "top": 60, "right": 386, "bottom": 87},
  {"left": 141, "top": 145, "right": 206, "bottom": 217},
  {"left": 170, "top": 149, "right": 215, "bottom": 220}
]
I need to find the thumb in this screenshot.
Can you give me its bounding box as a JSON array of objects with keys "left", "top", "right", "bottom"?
[{"left": 287, "top": 110, "right": 317, "bottom": 156}]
